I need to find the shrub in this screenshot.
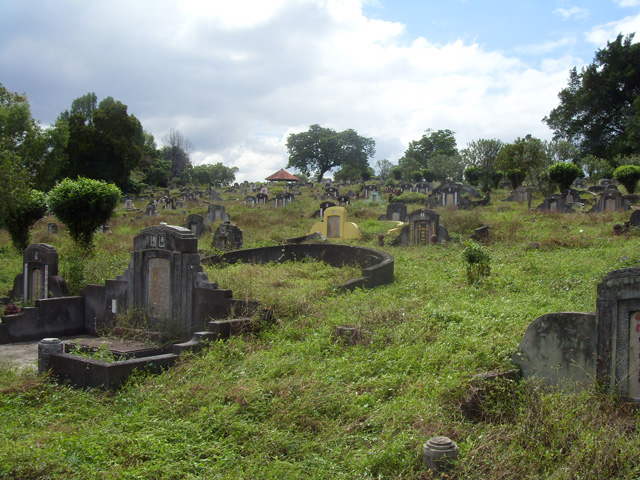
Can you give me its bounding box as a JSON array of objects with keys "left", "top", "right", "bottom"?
[
  {"left": 547, "top": 162, "right": 583, "bottom": 192},
  {"left": 613, "top": 164, "right": 640, "bottom": 194},
  {"left": 2, "top": 189, "right": 47, "bottom": 252},
  {"left": 462, "top": 240, "right": 491, "bottom": 284},
  {"left": 391, "top": 191, "right": 429, "bottom": 205},
  {"left": 47, "top": 177, "right": 121, "bottom": 250},
  {"left": 464, "top": 166, "right": 481, "bottom": 186}
]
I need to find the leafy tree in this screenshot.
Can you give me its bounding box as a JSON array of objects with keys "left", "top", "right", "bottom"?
[
  {"left": 613, "top": 165, "right": 640, "bottom": 194},
  {"left": 545, "top": 34, "right": 640, "bottom": 159},
  {"left": 390, "top": 166, "right": 402, "bottom": 181},
  {"left": 47, "top": 177, "right": 121, "bottom": 250},
  {"left": 496, "top": 135, "right": 550, "bottom": 189},
  {"left": 192, "top": 163, "right": 238, "bottom": 186},
  {"left": 62, "top": 94, "right": 143, "bottom": 191},
  {"left": 163, "top": 129, "right": 193, "bottom": 179},
  {"left": 464, "top": 166, "right": 481, "bottom": 186},
  {"left": 3, "top": 189, "right": 47, "bottom": 252},
  {"left": 375, "top": 159, "right": 394, "bottom": 182},
  {"left": 286, "top": 124, "right": 375, "bottom": 181},
  {"left": 577, "top": 154, "right": 613, "bottom": 184},
  {"left": 399, "top": 129, "right": 458, "bottom": 179},
  {"left": 410, "top": 170, "right": 423, "bottom": 182},
  {"left": 547, "top": 162, "right": 583, "bottom": 192},
  {"left": 461, "top": 139, "right": 503, "bottom": 191}
]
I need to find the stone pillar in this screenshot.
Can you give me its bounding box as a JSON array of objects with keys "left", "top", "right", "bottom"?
[
  {"left": 38, "top": 338, "right": 63, "bottom": 374},
  {"left": 422, "top": 436, "right": 458, "bottom": 472}
]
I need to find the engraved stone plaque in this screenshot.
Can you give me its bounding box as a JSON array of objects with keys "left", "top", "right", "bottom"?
[
  {"left": 629, "top": 311, "right": 640, "bottom": 399},
  {"left": 147, "top": 257, "right": 171, "bottom": 319}
]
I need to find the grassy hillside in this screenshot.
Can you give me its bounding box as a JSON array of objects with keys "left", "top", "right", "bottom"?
[{"left": 1, "top": 187, "right": 639, "bottom": 479}]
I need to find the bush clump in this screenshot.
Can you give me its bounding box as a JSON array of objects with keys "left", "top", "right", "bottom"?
[
  {"left": 47, "top": 177, "right": 121, "bottom": 250},
  {"left": 613, "top": 164, "right": 640, "bottom": 194},
  {"left": 2, "top": 189, "right": 47, "bottom": 252}
]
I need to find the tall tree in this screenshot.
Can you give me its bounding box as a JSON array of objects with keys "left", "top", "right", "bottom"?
[
  {"left": 398, "top": 129, "right": 459, "bottom": 180},
  {"left": 545, "top": 34, "right": 640, "bottom": 159},
  {"left": 286, "top": 124, "right": 375, "bottom": 181},
  {"left": 375, "top": 159, "right": 394, "bottom": 182},
  {"left": 461, "top": 139, "right": 503, "bottom": 191},
  {"left": 62, "top": 94, "right": 143, "bottom": 191},
  {"left": 163, "top": 129, "right": 193, "bottom": 179}
]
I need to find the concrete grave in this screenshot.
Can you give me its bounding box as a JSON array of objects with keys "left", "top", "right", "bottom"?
[
  {"left": 512, "top": 312, "right": 597, "bottom": 389},
  {"left": 213, "top": 221, "right": 243, "bottom": 251},
  {"left": 397, "top": 208, "right": 449, "bottom": 245},
  {"left": 595, "top": 267, "right": 640, "bottom": 403},
  {"left": 185, "top": 214, "right": 210, "bottom": 238},
  {"left": 309, "top": 206, "right": 361, "bottom": 239},
  {"left": 145, "top": 203, "right": 159, "bottom": 217},
  {"left": 11, "top": 244, "right": 69, "bottom": 302},
  {"left": 256, "top": 193, "right": 269, "bottom": 205},
  {"left": 243, "top": 195, "right": 256, "bottom": 206},
  {"left": 47, "top": 223, "right": 58, "bottom": 234},
  {"left": 378, "top": 202, "right": 407, "bottom": 222},
  {"left": 590, "top": 189, "right": 624, "bottom": 213},
  {"left": 415, "top": 182, "right": 431, "bottom": 194},
  {"left": 537, "top": 194, "right": 572, "bottom": 213},
  {"left": 205, "top": 204, "right": 230, "bottom": 224}
]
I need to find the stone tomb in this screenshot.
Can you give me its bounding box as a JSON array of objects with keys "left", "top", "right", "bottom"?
[
  {"left": 398, "top": 208, "right": 449, "bottom": 246},
  {"left": 378, "top": 202, "right": 407, "bottom": 222},
  {"left": 537, "top": 194, "right": 572, "bottom": 213},
  {"left": 590, "top": 189, "right": 624, "bottom": 213},
  {"left": 243, "top": 195, "right": 256, "bottom": 206},
  {"left": 205, "top": 204, "right": 231, "bottom": 224},
  {"left": 145, "top": 203, "right": 159, "bottom": 217},
  {"left": 185, "top": 214, "right": 210, "bottom": 238},
  {"left": 213, "top": 221, "right": 243, "bottom": 251},
  {"left": 595, "top": 268, "right": 640, "bottom": 402},
  {"left": 309, "top": 206, "right": 361, "bottom": 239},
  {"left": 439, "top": 184, "right": 462, "bottom": 208},
  {"left": 514, "top": 267, "right": 640, "bottom": 403},
  {"left": 10, "top": 244, "right": 69, "bottom": 302},
  {"left": 47, "top": 223, "right": 58, "bottom": 234},
  {"left": 256, "top": 193, "right": 269, "bottom": 205}
]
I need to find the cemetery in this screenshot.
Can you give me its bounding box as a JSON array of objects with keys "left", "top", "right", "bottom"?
[{"left": 2, "top": 179, "right": 640, "bottom": 479}]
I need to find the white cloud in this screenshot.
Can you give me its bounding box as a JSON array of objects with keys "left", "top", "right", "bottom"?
[
  {"left": 586, "top": 12, "right": 640, "bottom": 47},
  {"left": 614, "top": 0, "right": 640, "bottom": 7},
  {"left": 0, "top": 0, "right": 583, "bottom": 182},
  {"left": 554, "top": 6, "right": 590, "bottom": 20},
  {"left": 515, "top": 37, "right": 577, "bottom": 55}
]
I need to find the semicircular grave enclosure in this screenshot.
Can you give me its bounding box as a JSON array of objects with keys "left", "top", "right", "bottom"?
[{"left": 202, "top": 243, "right": 394, "bottom": 291}]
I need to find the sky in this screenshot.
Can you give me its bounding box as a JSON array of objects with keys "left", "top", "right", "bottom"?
[{"left": 2, "top": 0, "right": 640, "bottom": 182}]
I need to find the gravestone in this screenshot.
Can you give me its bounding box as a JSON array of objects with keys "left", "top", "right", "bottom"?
[
  {"left": 630, "top": 210, "right": 640, "bottom": 227},
  {"left": 378, "top": 202, "right": 407, "bottom": 222},
  {"left": 11, "top": 244, "right": 69, "bottom": 302},
  {"left": 369, "top": 191, "right": 382, "bottom": 203},
  {"left": 319, "top": 201, "right": 336, "bottom": 218},
  {"left": 205, "top": 204, "right": 230, "bottom": 224},
  {"left": 309, "top": 206, "right": 361, "bottom": 239},
  {"left": 439, "top": 184, "right": 462, "bottom": 208},
  {"left": 596, "top": 267, "right": 640, "bottom": 403},
  {"left": 47, "top": 223, "right": 58, "bottom": 234},
  {"left": 124, "top": 199, "right": 135, "bottom": 209},
  {"left": 145, "top": 204, "right": 159, "bottom": 217},
  {"left": 415, "top": 182, "right": 431, "bottom": 194},
  {"left": 325, "top": 187, "right": 339, "bottom": 198},
  {"left": 363, "top": 185, "right": 377, "bottom": 199},
  {"left": 256, "top": 193, "right": 269, "bottom": 205},
  {"left": 398, "top": 208, "right": 449, "bottom": 245},
  {"left": 213, "top": 222, "right": 243, "bottom": 250},
  {"left": 590, "top": 189, "right": 623, "bottom": 213},
  {"left": 537, "top": 194, "right": 572, "bottom": 213},
  {"left": 185, "top": 214, "right": 209, "bottom": 238},
  {"left": 400, "top": 183, "right": 413, "bottom": 193},
  {"left": 337, "top": 195, "right": 350, "bottom": 207},
  {"left": 244, "top": 195, "right": 256, "bottom": 206}
]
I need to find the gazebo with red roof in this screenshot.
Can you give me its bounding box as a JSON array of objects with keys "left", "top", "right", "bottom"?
[{"left": 265, "top": 168, "right": 300, "bottom": 182}]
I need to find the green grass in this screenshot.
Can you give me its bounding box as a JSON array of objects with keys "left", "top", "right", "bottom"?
[{"left": 1, "top": 187, "right": 640, "bottom": 479}]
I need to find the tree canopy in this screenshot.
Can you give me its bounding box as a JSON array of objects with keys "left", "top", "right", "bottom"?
[
  {"left": 62, "top": 94, "right": 144, "bottom": 191},
  {"left": 398, "top": 129, "right": 462, "bottom": 181},
  {"left": 545, "top": 34, "right": 640, "bottom": 160},
  {"left": 286, "top": 124, "right": 375, "bottom": 181}
]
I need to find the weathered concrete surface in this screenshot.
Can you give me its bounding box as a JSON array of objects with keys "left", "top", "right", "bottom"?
[
  {"left": 512, "top": 312, "right": 597, "bottom": 389},
  {"left": 0, "top": 340, "right": 39, "bottom": 370}
]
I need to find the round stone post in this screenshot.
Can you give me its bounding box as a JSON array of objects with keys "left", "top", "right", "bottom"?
[
  {"left": 422, "top": 436, "right": 458, "bottom": 472},
  {"left": 38, "top": 338, "right": 63, "bottom": 374}
]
